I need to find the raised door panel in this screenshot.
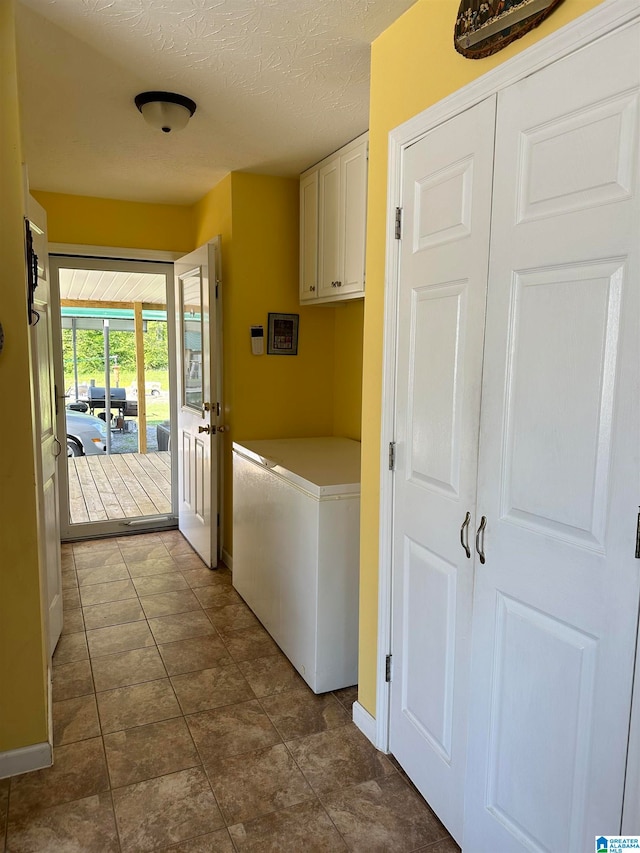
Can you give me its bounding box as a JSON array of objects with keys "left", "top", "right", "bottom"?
[
  {"left": 414, "top": 156, "right": 473, "bottom": 249},
  {"left": 408, "top": 282, "right": 467, "bottom": 498},
  {"left": 517, "top": 91, "right": 637, "bottom": 223},
  {"left": 501, "top": 261, "right": 622, "bottom": 550},
  {"left": 194, "top": 435, "right": 208, "bottom": 525},
  {"left": 339, "top": 140, "right": 368, "bottom": 294},
  {"left": 318, "top": 158, "right": 340, "bottom": 299},
  {"left": 485, "top": 593, "right": 597, "bottom": 852},
  {"left": 181, "top": 430, "right": 192, "bottom": 510},
  {"left": 400, "top": 538, "right": 457, "bottom": 762},
  {"left": 390, "top": 95, "right": 496, "bottom": 843},
  {"left": 464, "top": 22, "right": 640, "bottom": 852},
  {"left": 299, "top": 171, "right": 318, "bottom": 301}
]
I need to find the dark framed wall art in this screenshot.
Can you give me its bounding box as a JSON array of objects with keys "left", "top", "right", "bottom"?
[{"left": 267, "top": 313, "right": 299, "bottom": 356}]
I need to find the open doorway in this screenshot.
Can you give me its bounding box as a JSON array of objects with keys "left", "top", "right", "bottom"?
[{"left": 50, "top": 256, "right": 178, "bottom": 540}]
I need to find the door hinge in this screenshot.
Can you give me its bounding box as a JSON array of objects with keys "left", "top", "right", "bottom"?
[
  {"left": 388, "top": 442, "right": 396, "bottom": 471},
  {"left": 635, "top": 507, "right": 640, "bottom": 558},
  {"left": 395, "top": 207, "right": 402, "bottom": 240},
  {"left": 385, "top": 654, "right": 392, "bottom": 683},
  {"left": 215, "top": 282, "right": 219, "bottom": 298},
  {"left": 216, "top": 401, "right": 221, "bottom": 417}
]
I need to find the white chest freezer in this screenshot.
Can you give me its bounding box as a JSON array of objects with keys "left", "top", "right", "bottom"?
[{"left": 232, "top": 437, "right": 360, "bottom": 693}]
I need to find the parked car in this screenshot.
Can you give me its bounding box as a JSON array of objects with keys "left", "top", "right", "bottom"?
[
  {"left": 65, "top": 410, "right": 107, "bottom": 457},
  {"left": 127, "top": 380, "right": 162, "bottom": 397}
]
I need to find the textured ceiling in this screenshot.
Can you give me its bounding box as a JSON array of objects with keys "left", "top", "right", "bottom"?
[{"left": 16, "top": 0, "right": 417, "bottom": 205}]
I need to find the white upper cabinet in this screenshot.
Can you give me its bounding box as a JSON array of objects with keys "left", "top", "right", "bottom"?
[
  {"left": 300, "top": 132, "right": 368, "bottom": 305},
  {"left": 299, "top": 171, "right": 318, "bottom": 300}
]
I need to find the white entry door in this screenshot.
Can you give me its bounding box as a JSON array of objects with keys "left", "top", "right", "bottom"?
[
  {"left": 464, "top": 22, "right": 640, "bottom": 852},
  {"left": 389, "top": 96, "right": 496, "bottom": 843},
  {"left": 28, "top": 196, "right": 63, "bottom": 655},
  {"left": 175, "top": 240, "right": 220, "bottom": 566}
]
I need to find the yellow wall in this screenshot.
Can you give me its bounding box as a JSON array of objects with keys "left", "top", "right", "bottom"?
[
  {"left": 32, "top": 191, "right": 193, "bottom": 253},
  {"left": 229, "top": 173, "right": 336, "bottom": 441},
  {"left": 333, "top": 300, "right": 364, "bottom": 440},
  {"left": 195, "top": 172, "right": 340, "bottom": 551},
  {"left": 192, "top": 174, "right": 232, "bottom": 251},
  {"left": 0, "top": 0, "right": 49, "bottom": 753},
  {"left": 192, "top": 175, "right": 234, "bottom": 547},
  {"left": 358, "top": 0, "right": 606, "bottom": 715},
  {"left": 34, "top": 167, "right": 365, "bottom": 559}
]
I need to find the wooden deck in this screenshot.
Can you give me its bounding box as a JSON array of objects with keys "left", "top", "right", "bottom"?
[{"left": 68, "top": 451, "right": 172, "bottom": 524}]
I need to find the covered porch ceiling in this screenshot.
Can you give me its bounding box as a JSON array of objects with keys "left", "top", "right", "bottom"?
[{"left": 59, "top": 268, "right": 168, "bottom": 305}]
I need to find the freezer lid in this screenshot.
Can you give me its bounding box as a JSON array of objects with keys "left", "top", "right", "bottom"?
[{"left": 232, "top": 437, "right": 361, "bottom": 497}]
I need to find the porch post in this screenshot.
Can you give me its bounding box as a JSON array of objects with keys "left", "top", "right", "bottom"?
[
  {"left": 134, "top": 302, "right": 147, "bottom": 453},
  {"left": 71, "top": 318, "right": 79, "bottom": 399},
  {"left": 103, "top": 318, "right": 111, "bottom": 455}
]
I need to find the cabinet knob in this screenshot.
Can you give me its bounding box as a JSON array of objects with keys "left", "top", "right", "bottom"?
[
  {"left": 310, "top": 286, "right": 316, "bottom": 292},
  {"left": 336, "top": 281, "right": 342, "bottom": 287}
]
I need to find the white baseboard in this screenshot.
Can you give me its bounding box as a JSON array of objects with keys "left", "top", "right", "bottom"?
[
  {"left": 221, "top": 547, "right": 233, "bottom": 571},
  {"left": 0, "top": 741, "right": 52, "bottom": 779},
  {"left": 352, "top": 701, "right": 378, "bottom": 747}
]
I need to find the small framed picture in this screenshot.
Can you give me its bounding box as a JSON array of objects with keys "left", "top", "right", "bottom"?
[{"left": 267, "top": 313, "right": 299, "bottom": 356}]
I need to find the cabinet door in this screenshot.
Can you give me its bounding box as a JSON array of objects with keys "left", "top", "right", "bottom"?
[
  {"left": 299, "top": 171, "right": 318, "bottom": 302},
  {"left": 464, "top": 22, "right": 640, "bottom": 853},
  {"left": 389, "top": 96, "right": 496, "bottom": 843},
  {"left": 338, "top": 140, "right": 368, "bottom": 296},
  {"left": 318, "top": 157, "right": 340, "bottom": 299}
]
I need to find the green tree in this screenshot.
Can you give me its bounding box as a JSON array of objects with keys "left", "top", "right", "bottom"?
[
  {"left": 144, "top": 321, "right": 169, "bottom": 369},
  {"left": 62, "top": 321, "right": 168, "bottom": 385}
]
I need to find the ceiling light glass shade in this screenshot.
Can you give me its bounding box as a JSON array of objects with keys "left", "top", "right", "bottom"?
[{"left": 134, "top": 91, "right": 197, "bottom": 133}]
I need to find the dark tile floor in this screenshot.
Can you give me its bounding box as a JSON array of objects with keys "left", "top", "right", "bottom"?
[{"left": 0, "top": 532, "right": 460, "bottom": 853}]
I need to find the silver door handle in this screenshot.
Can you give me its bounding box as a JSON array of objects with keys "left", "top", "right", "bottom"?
[
  {"left": 460, "top": 512, "right": 471, "bottom": 559},
  {"left": 475, "top": 516, "right": 487, "bottom": 564},
  {"left": 216, "top": 425, "right": 228, "bottom": 433}
]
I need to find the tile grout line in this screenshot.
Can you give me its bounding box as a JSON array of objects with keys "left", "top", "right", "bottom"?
[
  {"left": 103, "top": 540, "right": 235, "bottom": 849},
  {"left": 116, "top": 540, "right": 239, "bottom": 851},
  {"left": 64, "top": 538, "right": 211, "bottom": 851},
  {"left": 43, "top": 536, "right": 435, "bottom": 853}
]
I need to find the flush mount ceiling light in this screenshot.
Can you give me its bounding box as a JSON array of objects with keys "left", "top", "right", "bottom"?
[{"left": 134, "top": 91, "right": 197, "bottom": 133}]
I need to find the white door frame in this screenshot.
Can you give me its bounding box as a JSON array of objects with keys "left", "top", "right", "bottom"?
[
  {"left": 27, "top": 196, "right": 63, "bottom": 658},
  {"left": 49, "top": 251, "right": 178, "bottom": 540},
  {"left": 370, "top": 0, "right": 640, "bottom": 821}
]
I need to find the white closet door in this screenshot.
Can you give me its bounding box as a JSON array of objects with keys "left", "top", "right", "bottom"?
[
  {"left": 389, "top": 96, "right": 496, "bottom": 843},
  {"left": 464, "top": 22, "right": 640, "bottom": 853}
]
